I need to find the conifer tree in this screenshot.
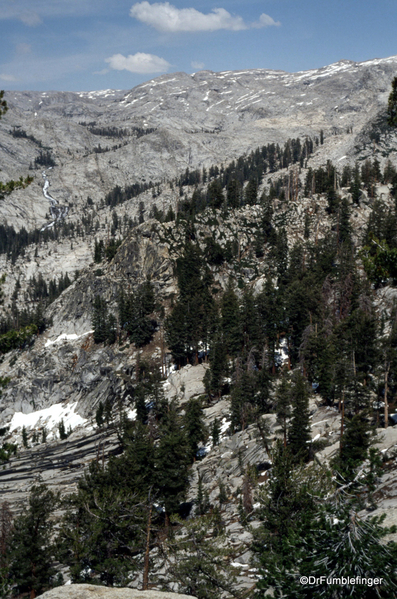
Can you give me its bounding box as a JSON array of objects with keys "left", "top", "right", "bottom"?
[
  {"left": 387, "top": 76, "right": 397, "bottom": 127},
  {"left": 220, "top": 281, "right": 241, "bottom": 357},
  {"left": 307, "top": 500, "right": 397, "bottom": 598},
  {"left": 22, "top": 425, "right": 29, "bottom": 448},
  {"left": 211, "top": 417, "right": 221, "bottom": 446},
  {"left": 287, "top": 372, "right": 311, "bottom": 462},
  {"left": 58, "top": 418, "right": 67, "bottom": 440},
  {"left": 183, "top": 398, "right": 207, "bottom": 461},
  {"left": 155, "top": 403, "right": 191, "bottom": 521},
  {"left": 207, "top": 335, "right": 228, "bottom": 397},
  {"left": 0, "top": 501, "right": 13, "bottom": 597},
  {"left": 59, "top": 422, "right": 155, "bottom": 585},
  {"left": 92, "top": 295, "right": 109, "bottom": 343},
  {"left": 226, "top": 179, "right": 240, "bottom": 208},
  {"left": 275, "top": 372, "right": 291, "bottom": 446},
  {"left": 164, "top": 515, "right": 239, "bottom": 599},
  {"left": 9, "top": 485, "right": 60, "bottom": 598}
]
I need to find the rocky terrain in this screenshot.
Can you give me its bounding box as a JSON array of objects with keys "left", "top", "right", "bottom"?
[
  {"left": 1, "top": 55, "right": 397, "bottom": 231},
  {"left": 38, "top": 585, "right": 197, "bottom": 599},
  {"left": 1, "top": 55, "right": 397, "bottom": 595}
]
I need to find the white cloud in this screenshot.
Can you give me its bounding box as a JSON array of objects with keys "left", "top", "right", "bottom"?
[
  {"left": 191, "top": 61, "right": 205, "bottom": 70},
  {"left": 130, "top": 2, "right": 247, "bottom": 32},
  {"left": 252, "top": 13, "right": 281, "bottom": 28},
  {"left": 0, "top": 74, "right": 18, "bottom": 82},
  {"left": 105, "top": 52, "right": 171, "bottom": 74},
  {"left": 19, "top": 11, "right": 42, "bottom": 26},
  {"left": 16, "top": 43, "right": 32, "bottom": 54}
]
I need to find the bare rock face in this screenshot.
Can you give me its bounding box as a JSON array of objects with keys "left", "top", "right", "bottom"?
[
  {"left": 38, "top": 585, "right": 197, "bottom": 599},
  {"left": 2, "top": 56, "right": 397, "bottom": 231}
]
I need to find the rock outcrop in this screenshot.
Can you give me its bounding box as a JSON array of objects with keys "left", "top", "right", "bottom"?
[{"left": 38, "top": 584, "right": 197, "bottom": 599}]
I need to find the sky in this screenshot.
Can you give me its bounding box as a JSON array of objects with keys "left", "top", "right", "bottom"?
[{"left": 1, "top": 0, "right": 397, "bottom": 92}]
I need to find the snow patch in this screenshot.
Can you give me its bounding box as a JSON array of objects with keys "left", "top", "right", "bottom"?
[
  {"left": 9, "top": 402, "right": 88, "bottom": 439},
  {"left": 45, "top": 330, "right": 93, "bottom": 347}
]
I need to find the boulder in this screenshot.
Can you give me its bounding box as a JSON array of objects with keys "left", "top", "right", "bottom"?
[{"left": 38, "top": 584, "right": 197, "bottom": 599}]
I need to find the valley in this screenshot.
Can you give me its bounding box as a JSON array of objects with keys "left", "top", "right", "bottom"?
[{"left": 0, "top": 56, "right": 397, "bottom": 597}]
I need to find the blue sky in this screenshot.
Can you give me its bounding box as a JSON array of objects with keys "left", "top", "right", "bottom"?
[{"left": 1, "top": 0, "right": 397, "bottom": 91}]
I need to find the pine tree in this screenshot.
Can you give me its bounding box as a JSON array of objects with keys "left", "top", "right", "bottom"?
[
  {"left": 0, "top": 92, "right": 7, "bottom": 119},
  {"left": 0, "top": 501, "right": 13, "bottom": 598},
  {"left": 92, "top": 295, "right": 109, "bottom": 343},
  {"left": 307, "top": 499, "right": 397, "bottom": 598},
  {"left": 155, "top": 403, "right": 191, "bottom": 520},
  {"left": 287, "top": 372, "right": 311, "bottom": 462},
  {"left": 275, "top": 372, "right": 291, "bottom": 446},
  {"left": 220, "top": 281, "right": 241, "bottom": 357},
  {"left": 58, "top": 419, "right": 67, "bottom": 440},
  {"left": 334, "top": 411, "right": 375, "bottom": 481},
  {"left": 196, "top": 475, "right": 210, "bottom": 516},
  {"left": 387, "top": 76, "right": 397, "bottom": 127},
  {"left": 164, "top": 515, "right": 238, "bottom": 599},
  {"left": 22, "top": 425, "right": 29, "bottom": 448},
  {"left": 183, "top": 398, "right": 207, "bottom": 461},
  {"left": 244, "top": 177, "right": 258, "bottom": 205},
  {"left": 252, "top": 446, "right": 332, "bottom": 598},
  {"left": 207, "top": 335, "right": 228, "bottom": 397},
  {"left": 95, "top": 401, "right": 104, "bottom": 427},
  {"left": 59, "top": 422, "right": 155, "bottom": 586},
  {"left": 9, "top": 485, "right": 60, "bottom": 598},
  {"left": 210, "top": 418, "right": 221, "bottom": 446},
  {"left": 226, "top": 179, "right": 240, "bottom": 208}
]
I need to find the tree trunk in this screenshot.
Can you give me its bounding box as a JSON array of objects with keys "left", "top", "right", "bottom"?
[
  {"left": 384, "top": 363, "right": 390, "bottom": 429},
  {"left": 142, "top": 501, "right": 153, "bottom": 590},
  {"left": 339, "top": 390, "right": 345, "bottom": 454}
]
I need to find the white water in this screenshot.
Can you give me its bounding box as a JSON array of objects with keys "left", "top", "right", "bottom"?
[{"left": 40, "top": 168, "right": 69, "bottom": 231}]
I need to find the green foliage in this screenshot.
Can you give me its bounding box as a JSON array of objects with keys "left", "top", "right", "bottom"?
[
  {"left": 165, "top": 239, "right": 217, "bottom": 365},
  {"left": 220, "top": 281, "right": 241, "bottom": 358},
  {"left": 59, "top": 422, "right": 154, "bottom": 585},
  {"left": 210, "top": 417, "right": 220, "bottom": 446},
  {"left": 203, "top": 236, "right": 224, "bottom": 265},
  {"left": 0, "top": 323, "right": 38, "bottom": 355},
  {"left": 59, "top": 405, "right": 193, "bottom": 585},
  {"left": 304, "top": 503, "right": 397, "bottom": 598},
  {"left": 196, "top": 475, "right": 210, "bottom": 516},
  {"left": 0, "top": 501, "right": 13, "bottom": 597},
  {"left": 183, "top": 398, "right": 207, "bottom": 461},
  {"left": 9, "top": 485, "right": 60, "bottom": 597},
  {"left": 0, "top": 91, "right": 7, "bottom": 119},
  {"left": 92, "top": 295, "right": 117, "bottom": 345},
  {"left": 164, "top": 515, "right": 239, "bottom": 599},
  {"left": 387, "top": 76, "right": 397, "bottom": 127},
  {"left": 334, "top": 411, "right": 376, "bottom": 481},
  {"left": 95, "top": 401, "right": 105, "bottom": 427},
  {"left": 287, "top": 372, "right": 311, "bottom": 462},
  {"left": 104, "top": 237, "right": 122, "bottom": 262},
  {"left": 118, "top": 281, "right": 156, "bottom": 347},
  {"left": 22, "top": 426, "right": 29, "bottom": 449},
  {"left": 0, "top": 442, "right": 17, "bottom": 463},
  {"left": 58, "top": 419, "right": 68, "bottom": 440},
  {"left": 361, "top": 236, "right": 397, "bottom": 286},
  {"left": 0, "top": 175, "right": 33, "bottom": 200},
  {"left": 60, "top": 483, "right": 147, "bottom": 586},
  {"left": 155, "top": 403, "right": 191, "bottom": 516},
  {"left": 32, "top": 149, "right": 56, "bottom": 168}
]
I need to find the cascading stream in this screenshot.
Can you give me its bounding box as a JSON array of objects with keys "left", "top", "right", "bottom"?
[{"left": 40, "top": 167, "right": 69, "bottom": 231}]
